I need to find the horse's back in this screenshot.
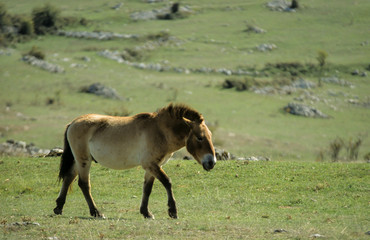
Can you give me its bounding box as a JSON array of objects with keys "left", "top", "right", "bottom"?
[{"left": 67, "top": 114, "right": 153, "bottom": 170}]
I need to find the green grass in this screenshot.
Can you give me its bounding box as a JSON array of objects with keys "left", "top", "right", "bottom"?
[
  {"left": 1, "top": 0, "right": 369, "bottom": 160},
  {"left": 0, "top": 156, "right": 369, "bottom": 239}
]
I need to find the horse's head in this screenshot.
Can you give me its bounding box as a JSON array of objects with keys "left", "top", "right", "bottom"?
[{"left": 183, "top": 118, "right": 216, "bottom": 171}]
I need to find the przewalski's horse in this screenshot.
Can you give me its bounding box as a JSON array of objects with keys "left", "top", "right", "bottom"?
[{"left": 53, "top": 103, "right": 216, "bottom": 219}]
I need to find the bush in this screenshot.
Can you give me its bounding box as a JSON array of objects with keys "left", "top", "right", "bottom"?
[
  {"left": 32, "top": 4, "right": 60, "bottom": 34},
  {"left": 329, "top": 137, "right": 344, "bottom": 162},
  {"left": 316, "top": 50, "right": 328, "bottom": 68},
  {"left": 25, "top": 46, "right": 45, "bottom": 60},
  {"left": 0, "top": 3, "right": 11, "bottom": 27},
  {"left": 18, "top": 17, "right": 34, "bottom": 35}
]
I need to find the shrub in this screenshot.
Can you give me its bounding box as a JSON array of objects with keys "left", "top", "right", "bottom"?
[
  {"left": 26, "top": 46, "right": 45, "bottom": 60},
  {"left": 0, "top": 3, "right": 11, "bottom": 27},
  {"left": 121, "top": 48, "right": 145, "bottom": 61},
  {"left": 346, "top": 137, "right": 362, "bottom": 161},
  {"left": 32, "top": 4, "right": 60, "bottom": 34},
  {"left": 18, "top": 17, "right": 34, "bottom": 35},
  {"left": 329, "top": 137, "right": 343, "bottom": 162},
  {"left": 316, "top": 50, "right": 328, "bottom": 68}
]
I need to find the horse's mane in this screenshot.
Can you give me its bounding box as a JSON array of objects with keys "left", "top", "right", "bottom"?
[{"left": 158, "top": 103, "right": 204, "bottom": 122}]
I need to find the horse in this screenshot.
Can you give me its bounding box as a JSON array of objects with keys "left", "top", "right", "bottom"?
[{"left": 53, "top": 103, "right": 216, "bottom": 219}]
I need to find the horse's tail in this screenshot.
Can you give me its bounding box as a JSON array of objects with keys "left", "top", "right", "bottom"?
[{"left": 58, "top": 124, "right": 74, "bottom": 182}]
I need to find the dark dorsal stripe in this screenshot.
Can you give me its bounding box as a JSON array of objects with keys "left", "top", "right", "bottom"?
[{"left": 159, "top": 103, "right": 203, "bottom": 122}]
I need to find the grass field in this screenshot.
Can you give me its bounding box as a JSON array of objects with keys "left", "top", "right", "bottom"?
[
  {"left": 1, "top": 0, "right": 369, "bottom": 160},
  {"left": 0, "top": 157, "right": 369, "bottom": 239},
  {"left": 0, "top": 1, "right": 369, "bottom": 239}
]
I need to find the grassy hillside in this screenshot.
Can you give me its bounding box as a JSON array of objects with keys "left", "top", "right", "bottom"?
[
  {"left": 0, "top": 0, "right": 369, "bottom": 160},
  {"left": 0, "top": 157, "right": 369, "bottom": 239}
]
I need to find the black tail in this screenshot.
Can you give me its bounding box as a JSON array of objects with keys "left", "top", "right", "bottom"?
[{"left": 58, "top": 124, "right": 75, "bottom": 182}]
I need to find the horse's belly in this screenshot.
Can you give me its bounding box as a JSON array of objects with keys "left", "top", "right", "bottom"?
[{"left": 88, "top": 137, "right": 146, "bottom": 170}]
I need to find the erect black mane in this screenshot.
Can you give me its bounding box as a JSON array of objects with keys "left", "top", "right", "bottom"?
[{"left": 159, "top": 103, "right": 204, "bottom": 122}]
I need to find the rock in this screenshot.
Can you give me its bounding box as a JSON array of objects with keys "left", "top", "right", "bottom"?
[
  {"left": 284, "top": 102, "right": 329, "bottom": 118},
  {"left": 310, "top": 233, "right": 325, "bottom": 238},
  {"left": 267, "top": 0, "right": 290, "bottom": 11},
  {"left": 351, "top": 69, "right": 360, "bottom": 76},
  {"left": 256, "top": 43, "right": 277, "bottom": 52},
  {"left": 246, "top": 156, "right": 270, "bottom": 161},
  {"left": 291, "top": 78, "right": 316, "bottom": 89},
  {"left": 82, "top": 56, "right": 91, "bottom": 62},
  {"left": 215, "top": 148, "right": 235, "bottom": 160},
  {"left": 245, "top": 25, "right": 266, "bottom": 34},
  {"left": 0, "top": 48, "right": 13, "bottom": 56},
  {"left": 81, "top": 83, "right": 123, "bottom": 100},
  {"left": 0, "top": 140, "right": 52, "bottom": 157},
  {"left": 22, "top": 55, "right": 65, "bottom": 73},
  {"left": 45, "top": 147, "right": 64, "bottom": 157},
  {"left": 321, "top": 76, "right": 354, "bottom": 87},
  {"left": 112, "top": 3, "right": 123, "bottom": 10},
  {"left": 56, "top": 30, "right": 138, "bottom": 40},
  {"left": 274, "top": 229, "right": 288, "bottom": 233}
]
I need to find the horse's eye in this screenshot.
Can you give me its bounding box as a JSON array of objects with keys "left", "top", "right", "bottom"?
[{"left": 196, "top": 136, "right": 203, "bottom": 142}]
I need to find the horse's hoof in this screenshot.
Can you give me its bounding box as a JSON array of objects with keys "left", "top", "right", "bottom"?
[
  {"left": 90, "top": 209, "right": 105, "bottom": 219},
  {"left": 143, "top": 213, "right": 155, "bottom": 220},
  {"left": 168, "top": 211, "right": 178, "bottom": 219},
  {"left": 53, "top": 207, "right": 62, "bottom": 215}
]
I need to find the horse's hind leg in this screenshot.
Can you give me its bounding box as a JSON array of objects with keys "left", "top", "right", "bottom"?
[
  {"left": 76, "top": 158, "right": 104, "bottom": 218},
  {"left": 54, "top": 169, "right": 77, "bottom": 215},
  {"left": 140, "top": 171, "right": 155, "bottom": 219}
]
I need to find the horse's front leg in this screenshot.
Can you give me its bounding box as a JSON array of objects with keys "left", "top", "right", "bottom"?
[
  {"left": 140, "top": 171, "right": 155, "bottom": 219},
  {"left": 144, "top": 164, "right": 177, "bottom": 219}
]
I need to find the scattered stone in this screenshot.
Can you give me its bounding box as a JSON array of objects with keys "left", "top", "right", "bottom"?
[
  {"left": 245, "top": 25, "right": 266, "bottom": 34},
  {"left": 82, "top": 56, "right": 91, "bottom": 62},
  {"left": 98, "top": 49, "right": 253, "bottom": 76},
  {"left": 70, "top": 63, "right": 87, "bottom": 68},
  {"left": 291, "top": 78, "right": 316, "bottom": 89},
  {"left": 0, "top": 140, "right": 52, "bottom": 157},
  {"left": 245, "top": 156, "right": 270, "bottom": 161},
  {"left": 351, "top": 69, "right": 360, "bottom": 76},
  {"left": 112, "top": 3, "right": 123, "bottom": 10},
  {"left": 365, "top": 231, "right": 370, "bottom": 235},
  {"left": 45, "top": 147, "right": 64, "bottom": 157},
  {"left": 274, "top": 229, "right": 288, "bottom": 233},
  {"left": 0, "top": 48, "right": 13, "bottom": 56},
  {"left": 215, "top": 148, "right": 235, "bottom": 160},
  {"left": 22, "top": 55, "right": 65, "bottom": 73},
  {"left": 256, "top": 43, "right": 277, "bottom": 52},
  {"left": 310, "top": 233, "right": 325, "bottom": 238},
  {"left": 320, "top": 76, "right": 354, "bottom": 87},
  {"left": 251, "top": 79, "right": 316, "bottom": 95},
  {"left": 56, "top": 30, "right": 139, "bottom": 40},
  {"left": 81, "top": 82, "right": 123, "bottom": 100},
  {"left": 130, "top": 5, "right": 192, "bottom": 21},
  {"left": 284, "top": 102, "right": 329, "bottom": 118},
  {"left": 267, "top": 0, "right": 293, "bottom": 12}
]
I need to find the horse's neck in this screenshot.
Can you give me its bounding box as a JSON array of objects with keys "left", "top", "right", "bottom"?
[{"left": 158, "top": 115, "right": 190, "bottom": 152}]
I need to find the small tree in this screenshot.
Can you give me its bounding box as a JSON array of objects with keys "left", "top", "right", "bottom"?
[
  {"left": 316, "top": 50, "right": 328, "bottom": 87},
  {"left": 316, "top": 50, "right": 328, "bottom": 67},
  {"left": 32, "top": 4, "right": 60, "bottom": 34}
]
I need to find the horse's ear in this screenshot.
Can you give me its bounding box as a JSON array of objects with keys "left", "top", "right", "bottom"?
[{"left": 183, "top": 117, "right": 194, "bottom": 129}]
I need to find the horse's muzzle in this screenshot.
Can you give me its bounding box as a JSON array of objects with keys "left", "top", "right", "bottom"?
[{"left": 202, "top": 154, "right": 217, "bottom": 171}]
